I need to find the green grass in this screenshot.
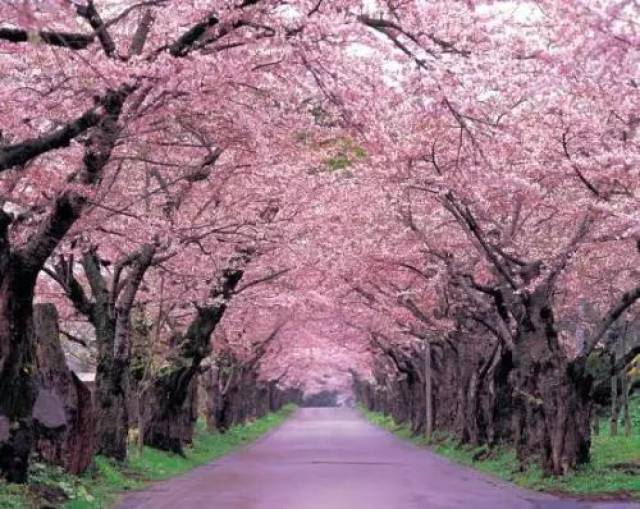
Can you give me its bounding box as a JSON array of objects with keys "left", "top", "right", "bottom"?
[
  {"left": 360, "top": 399, "right": 640, "bottom": 499},
  {"left": 0, "top": 405, "right": 296, "bottom": 509},
  {"left": 0, "top": 483, "right": 29, "bottom": 509}
]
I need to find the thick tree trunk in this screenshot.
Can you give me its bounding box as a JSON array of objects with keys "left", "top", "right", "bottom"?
[
  {"left": 256, "top": 383, "right": 270, "bottom": 418},
  {"left": 81, "top": 243, "right": 156, "bottom": 461},
  {"left": 141, "top": 367, "right": 199, "bottom": 453},
  {"left": 512, "top": 362, "right": 591, "bottom": 475},
  {"left": 0, "top": 87, "right": 128, "bottom": 480},
  {"left": 203, "top": 365, "right": 235, "bottom": 432},
  {"left": 0, "top": 268, "right": 37, "bottom": 483},
  {"left": 268, "top": 381, "right": 281, "bottom": 412},
  {"left": 33, "top": 304, "right": 95, "bottom": 474},
  {"left": 451, "top": 343, "right": 480, "bottom": 444},
  {"left": 482, "top": 344, "right": 511, "bottom": 446},
  {"left": 203, "top": 367, "right": 218, "bottom": 431},
  {"left": 463, "top": 342, "right": 506, "bottom": 447},
  {"left": 95, "top": 355, "right": 129, "bottom": 460},
  {"left": 511, "top": 295, "right": 591, "bottom": 475},
  {"left": 216, "top": 384, "right": 236, "bottom": 432},
  {"left": 92, "top": 304, "right": 129, "bottom": 460},
  {"left": 142, "top": 252, "right": 249, "bottom": 451},
  {"left": 0, "top": 196, "right": 83, "bottom": 481},
  {"left": 465, "top": 371, "right": 481, "bottom": 445},
  {"left": 206, "top": 360, "right": 258, "bottom": 433}
]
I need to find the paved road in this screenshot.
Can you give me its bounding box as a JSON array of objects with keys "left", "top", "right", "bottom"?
[{"left": 119, "top": 408, "right": 639, "bottom": 509}]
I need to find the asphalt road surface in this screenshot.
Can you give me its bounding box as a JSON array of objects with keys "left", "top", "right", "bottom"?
[{"left": 118, "top": 408, "right": 640, "bottom": 509}]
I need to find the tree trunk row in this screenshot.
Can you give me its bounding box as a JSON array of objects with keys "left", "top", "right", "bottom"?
[
  {"left": 12, "top": 301, "right": 297, "bottom": 479},
  {"left": 203, "top": 358, "right": 302, "bottom": 433}
]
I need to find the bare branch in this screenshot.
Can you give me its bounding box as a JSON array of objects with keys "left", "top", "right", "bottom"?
[
  {"left": 233, "top": 268, "right": 290, "bottom": 295},
  {"left": 76, "top": 0, "right": 117, "bottom": 57},
  {"left": 169, "top": 11, "right": 219, "bottom": 57},
  {"left": 60, "top": 330, "right": 89, "bottom": 348},
  {"left": 0, "top": 110, "right": 100, "bottom": 172},
  {"left": 582, "top": 286, "right": 640, "bottom": 357},
  {"left": 562, "top": 129, "right": 602, "bottom": 199},
  {"left": 129, "top": 9, "right": 155, "bottom": 57},
  {"left": 540, "top": 213, "right": 592, "bottom": 292},
  {"left": 0, "top": 27, "right": 93, "bottom": 49},
  {"left": 442, "top": 192, "right": 518, "bottom": 290}
]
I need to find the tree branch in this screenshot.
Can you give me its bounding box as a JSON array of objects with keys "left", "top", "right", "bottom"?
[
  {"left": 358, "top": 15, "right": 469, "bottom": 58},
  {"left": 0, "top": 85, "right": 131, "bottom": 174},
  {"left": 16, "top": 191, "right": 85, "bottom": 276},
  {"left": 76, "top": 0, "right": 117, "bottom": 57},
  {"left": 0, "top": 110, "right": 100, "bottom": 172},
  {"left": 442, "top": 192, "right": 518, "bottom": 290},
  {"left": 60, "top": 329, "right": 89, "bottom": 348},
  {"left": 169, "top": 11, "right": 219, "bottom": 57},
  {"left": 45, "top": 256, "right": 94, "bottom": 317},
  {"left": 582, "top": 286, "right": 640, "bottom": 357},
  {"left": 233, "top": 268, "right": 290, "bottom": 295},
  {"left": 128, "top": 9, "right": 155, "bottom": 57},
  {"left": 562, "top": 129, "right": 602, "bottom": 199},
  {"left": 246, "top": 322, "right": 285, "bottom": 369},
  {"left": 113, "top": 243, "right": 156, "bottom": 361},
  {"left": 0, "top": 27, "right": 94, "bottom": 49},
  {"left": 82, "top": 248, "right": 109, "bottom": 307},
  {"left": 540, "top": 213, "right": 592, "bottom": 292}
]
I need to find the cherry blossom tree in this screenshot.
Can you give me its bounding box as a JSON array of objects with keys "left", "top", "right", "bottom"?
[{"left": 1, "top": 0, "right": 639, "bottom": 483}]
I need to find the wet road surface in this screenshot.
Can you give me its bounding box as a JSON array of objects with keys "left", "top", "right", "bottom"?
[{"left": 118, "top": 408, "right": 640, "bottom": 509}]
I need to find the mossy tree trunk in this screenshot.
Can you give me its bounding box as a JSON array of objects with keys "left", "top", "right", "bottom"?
[
  {"left": 142, "top": 250, "right": 251, "bottom": 453},
  {"left": 0, "top": 87, "right": 129, "bottom": 480},
  {"left": 510, "top": 292, "right": 592, "bottom": 475},
  {"left": 0, "top": 196, "right": 85, "bottom": 482},
  {"left": 203, "top": 323, "right": 283, "bottom": 434},
  {"left": 50, "top": 243, "right": 157, "bottom": 461}
]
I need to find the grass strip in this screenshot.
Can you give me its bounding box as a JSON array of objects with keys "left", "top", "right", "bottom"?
[
  {"left": 0, "top": 404, "right": 297, "bottom": 509},
  {"left": 359, "top": 400, "right": 640, "bottom": 499}
]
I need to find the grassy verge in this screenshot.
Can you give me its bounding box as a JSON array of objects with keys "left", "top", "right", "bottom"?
[
  {"left": 360, "top": 399, "right": 640, "bottom": 499},
  {"left": 0, "top": 404, "right": 296, "bottom": 509}
]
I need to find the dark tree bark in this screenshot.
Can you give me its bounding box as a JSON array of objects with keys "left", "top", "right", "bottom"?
[
  {"left": 96, "top": 246, "right": 157, "bottom": 460},
  {"left": 33, "top": 304, "right": 95, "bottom": 474},
  {"left": 203, "top": 323, "right": 283, "bottom": 434},
  {"left": 0, "top": 27, "right": 94, "bottom": 49},
  {"left": 424, "top": 339, "right": 433, "bottom": 440},
  {"left": 142, "top": 249, "right": 251, "bottom": 453},
  {"left": 169, "top": 12, "right": 219, "bottom": 57},
  {"left": 76, "top": 0, "right": 117, "bottom": 57},
  {"left": 27, "top": 85, "right": 137, "bottom": 463},
  {"left": 50, "top": 243, "right": 157, "bottom": 460},
  {"left": 0, "top": 84, "right": 130, "bottom": 174},
  {"left": 0, "top": 246, "right": 39, "bottom": 483},
  {"left": 439, "top": 195, "right": 606, "bottom": 474},
  {"left": 509, "top": 290, "right": 592, "bottom": 475},
  {"left": 0, "top": 192, "right": 88, "bottom": 481},
  {"left": 509, "top": 282, "right": 640, "bottom": 475},
  {"left": 208, "top": 359, "right": 238, "bottom": 433}
]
